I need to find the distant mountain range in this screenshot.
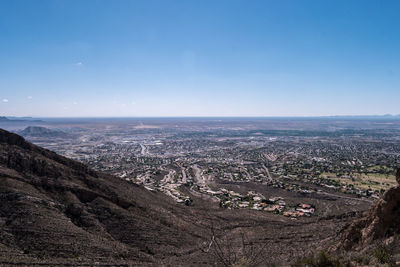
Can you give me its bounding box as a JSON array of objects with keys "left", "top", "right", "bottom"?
[
  {"left": 3, "top": 115, "right": 400, "bottom": 119},
  {"left": 0, "top": 116, "right": 11, "bottom": 122},
  {"left": 18, "top": 126, "right": 69, "bottom": 138},
  {"left": 326, "top": 114, "right": 400, "bottom": 119},
  {"left": 0, "top": 116, "right": 42, "bottom": 122}
]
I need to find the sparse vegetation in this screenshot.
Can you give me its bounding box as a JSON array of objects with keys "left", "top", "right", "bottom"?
[
  {"left": 292, "top": 251, "right": 352, "bottom": 267},
  {"left": 372, "top": 244, "right": 395, "bottom": 265}
]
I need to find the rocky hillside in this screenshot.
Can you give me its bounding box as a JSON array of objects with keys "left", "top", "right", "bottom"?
[
  {"left": 0, "top": 128, "right": 374, "bottom": 266},
  {"left": 340, "top": 173, "right": 400, "bottom": 251},
  {"left": 0, "top": 128, "right": 205, "bottom": 265}
]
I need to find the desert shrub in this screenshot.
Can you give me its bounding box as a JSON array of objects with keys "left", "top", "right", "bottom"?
[
  {"left": 292, "top": 256, "right": 315, "bottom": 267},
  {"left": 372, "top": 244, "right": 394, "bottom": 265},
  {"left": 351, "top": 253, "right": 371, "bottom": 265},
  {"left": 292, "top": 251, "right": 352, "bottom": 267}
]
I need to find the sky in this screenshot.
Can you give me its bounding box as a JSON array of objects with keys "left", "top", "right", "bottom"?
[{"left": 0, "top": 0, "right": 400, "bottom": 117}]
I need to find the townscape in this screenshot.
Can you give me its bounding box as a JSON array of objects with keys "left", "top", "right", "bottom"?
[{"left": 5, "top": 117, "right": 400, "bottom": 219}]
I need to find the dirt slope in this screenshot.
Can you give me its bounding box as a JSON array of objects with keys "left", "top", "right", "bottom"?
[{"left": 0, "top": 128, "right": 205, "bottom": 265}]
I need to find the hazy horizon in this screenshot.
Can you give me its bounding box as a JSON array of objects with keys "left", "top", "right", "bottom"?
[{"left": 4, "top": 114, "right": 400, "bottom": 120}]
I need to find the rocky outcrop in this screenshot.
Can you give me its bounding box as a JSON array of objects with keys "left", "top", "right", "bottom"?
[{"left": 340, "top": 171, "right": 400, "bottom": 250}]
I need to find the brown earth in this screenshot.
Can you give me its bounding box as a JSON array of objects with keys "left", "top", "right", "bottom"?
[{"left": 0, "top": 128, "right": 372, "bottom": 266}]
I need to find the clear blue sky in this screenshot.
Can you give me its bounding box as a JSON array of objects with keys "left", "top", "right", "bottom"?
[{"left": 1, "top": 0, "right": 400, "bottom": 117}]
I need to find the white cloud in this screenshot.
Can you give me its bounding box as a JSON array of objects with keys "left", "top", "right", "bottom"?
[
  {"left": 73, "top": 101, "right": 78, "bottom": 105},
  {"left": 27, "top": 96, "right": 33, "bottom": 99},
  {"left": 2, "top": 99, "right": 8, "bottom": 103},
  {"left": 75, "top": 62, "right": 83, "bottom": 66},
  {"left": 131, "top": 101, "right": 136, "bottom": 105}
]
